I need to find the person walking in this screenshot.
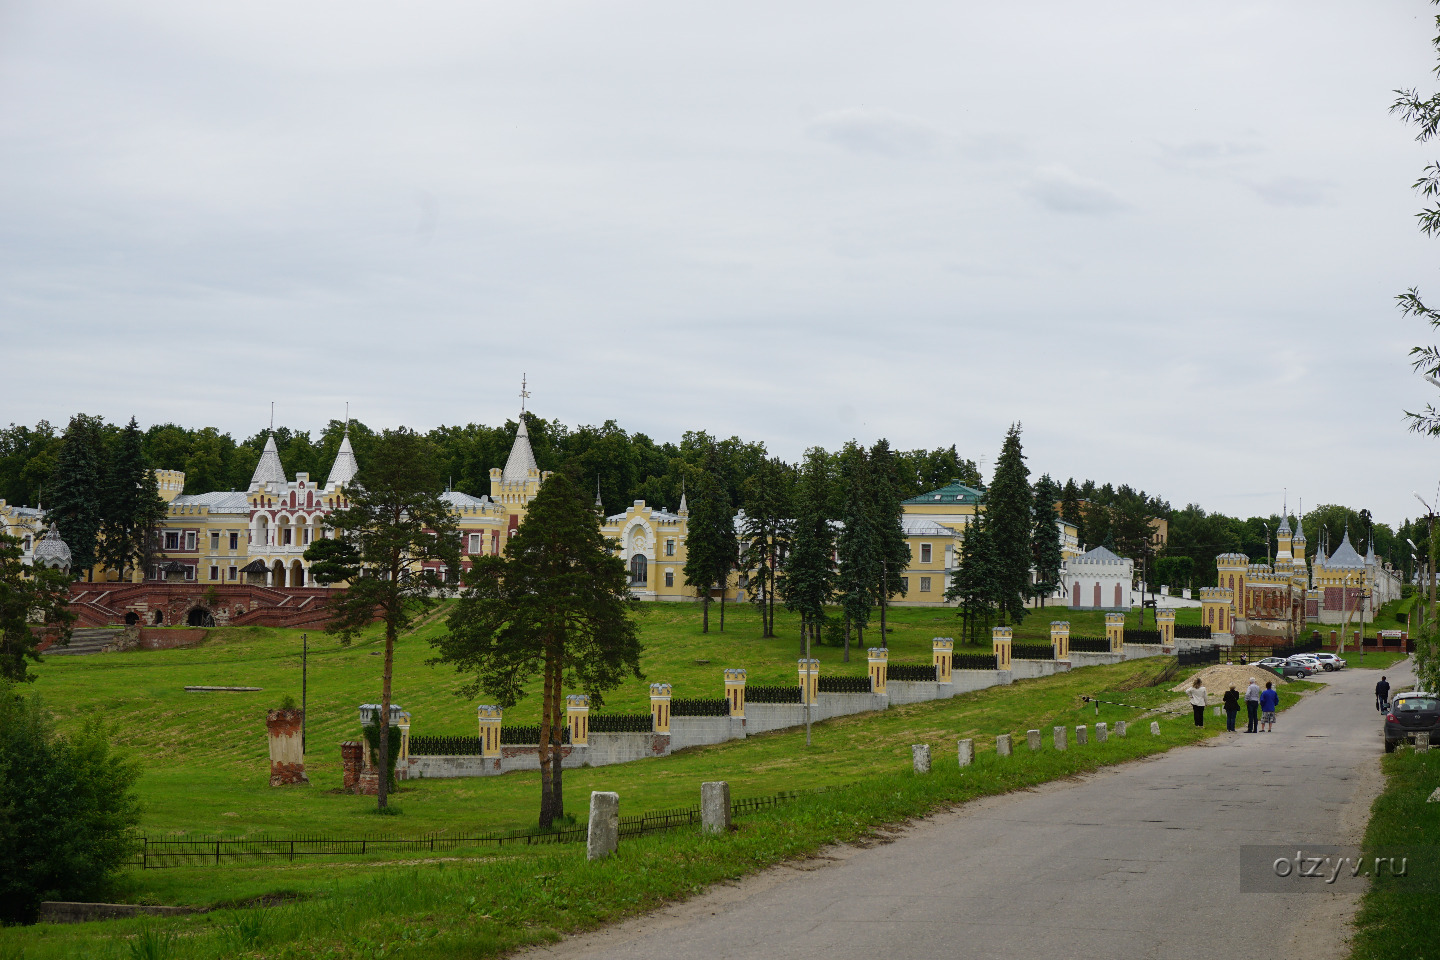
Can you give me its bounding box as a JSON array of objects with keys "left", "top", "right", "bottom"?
[
  {"left": 1376, "top": 676, "right": 1391, "bottom": 713},
  {"left": 1188, "top": 676, "right": 1208, "bottom": 727},
  {"left": 1222, "top": 685, "right": 1240, "bottom": 731},
  {"left": 1245, "top": 677, "right": 1261, "bottom": 733},
  {"left": 1260, "top": 681, "right": 1279, "bottom": 732}
]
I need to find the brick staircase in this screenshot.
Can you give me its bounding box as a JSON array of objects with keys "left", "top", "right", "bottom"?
[{"left": 45, "top": 627, "right": 122, "bottom": 656}]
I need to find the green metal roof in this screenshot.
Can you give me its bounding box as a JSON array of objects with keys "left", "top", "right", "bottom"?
[{"left": 902, "top": 481, "right": 984, "bottom": 506}]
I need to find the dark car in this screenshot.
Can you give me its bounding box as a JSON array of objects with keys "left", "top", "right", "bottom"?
[{"left": 1384, "top": 692, "right": 1440, "bottom": 753}]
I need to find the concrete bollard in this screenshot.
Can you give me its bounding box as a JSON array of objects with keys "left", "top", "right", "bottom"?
[
  {"left": 957, "top": 739, "right": 974, "bottom": 768},
  {"left": 1116, "top": 720, "right": 1127, "bottom": 737},
  {"left": 1150, "top": 721, "right": 1161, "bottom": 736},
  {"left": 587, "top": 791, "right": 620, "bottom": 861},
  {"left": 1095, "top": 722, "right": 1108, "bottom": 743},
  {"left": 912, "top": 744, "right": 931, "bottom": 774},
  {"left": 1214, "top": 706, "right": 1223, "bottom": 717},
  {"left": 1054, "top": 726, "right": 1067, "bottom": 751},
  {"left": 1076, "top": 724, "right": 1088, "bottom": 745},
  {"left": 996, "top": 733, "right": 1013, "bottom": 756},
  {"left": 701, "top": 781, "right": 731, "bottom": 835},
  {"left": 1027, "top": 729, "right": 1042, "bottom": 751},
  {"left": 1419, "top": 732, "right": 1432, "bottom": 750}
]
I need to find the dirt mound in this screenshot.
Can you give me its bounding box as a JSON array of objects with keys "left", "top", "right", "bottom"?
[{"left": 1171, "top": 664, "right": 1282, "bottom": 701}]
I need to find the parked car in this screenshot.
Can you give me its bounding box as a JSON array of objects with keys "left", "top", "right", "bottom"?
[
  {"left": 1384, "top": 692, "right": 1440, "bottom": 752},
  {"left": 1281, "top": 658, "right": 1318, "bottom": 678},
  {"left": 1254, "top": 657, "right": 1288, "bottom": 671},
  {"left": 1309, "top": 652, "right": 1345, "bottom": 671}
]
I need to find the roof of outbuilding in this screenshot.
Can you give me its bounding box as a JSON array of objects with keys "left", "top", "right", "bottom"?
[
  {"left": 1071, "top": 545, "right": 1128, "bottom": 564},
  {"left": 172, "top": 491, "right": 250, "bottom": 514},
  {"left": 902, "top": 481, "right": 984, "bottom": 506},
  {"left": 1325, "top": 529, "right": 1366, "bottom": 570}
]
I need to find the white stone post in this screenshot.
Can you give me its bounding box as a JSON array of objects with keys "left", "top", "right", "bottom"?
[
  {"left": 1076, "top": 724, "right": 1088, "bottom": 745},
  {"left": 701, "top": 781, "right": 731, "bottom": 834},
  {"left": 1150, "top": 721, "right": 1161, "bottom": 736},
  {"left": 957, "top": 739, "right": 974, "bottom": 767},
  {"left": 996, "top": 733, "right": 1013, "bottom": 756},
  {"left": 912, "top": 744, "right": 931, "bottom": 774},
  {"left": 1096, "top": 722, "right": 1108, "bottom": 742},
  {"left": 1054, "top": 726, "right": 1067, "bottom": 751},
  {"left": 1116, "top": 720, "right": 1127, "bottom": 738},
  {"left": 587, "top": 791, "right": 620, "bottom": 861},
  {"left": 1027, "top": 729, "right": 1041, "bottom": 751}
]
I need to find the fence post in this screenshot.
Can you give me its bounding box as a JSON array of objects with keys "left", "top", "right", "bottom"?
[
  {"left": 1105, "top": 613, "right": 1125, "bottom": 653},
  {"left": 912, "top": 744, "right": 931, "bottom": 773},
  {"left": 477, "top": 705, "right": 502, "bottom": 759},
  {"left": 996, "top": 733, "right": 1012, "bottom": 756},
  {"left": 1116, "top": 720, "right": 1127, "bottom": 737},
  {"left": 567, "top": 695, "right": 590, "bottom": 746},
  {"left": 1157, "top": 609, "right": 1176, "bottom": 652},
  {"left": 868, "top": 647, "right": 889, "bottom": 695},
  {"left": 1050, "top": 621, "right": 1070, "bottom": 660},
  {"left": 1095, "top": 722, "right": 1108, "bottom": 742},
  {"left": 1076, "top": 724, "right": 1087, "bottom": 745},
  {"left": 701, "top": 781, "right": 731, "bottom": 834},
  {"left": 797, "top": 659, "right": 819, "bottom": 703},
  {"left": 992, "top": 627, "right": 1012, "bottom": 670},
  {"left": 933, "top": 638, "right": 953, "bottom": 683},
  {"left": 957, "top": 738, "right": 974, "bottom": 767},
  {"left": 724, "top": 668, "right": 747, "bottom": 718},
  {"left": 650, "top": 684, "right": 672, "bottom": 734},
  {"left": 1027, "top": 729, "right": 1041, "bottom": 751},
  {"left": 1053, "top": 726, "right": 1067, "bottom": 751}
]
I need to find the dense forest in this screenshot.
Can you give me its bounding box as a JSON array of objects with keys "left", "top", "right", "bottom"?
[{"left": 1, "top": 414, "right": 1415, "bottom": 593}]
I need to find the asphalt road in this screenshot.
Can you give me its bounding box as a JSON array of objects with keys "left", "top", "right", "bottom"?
[{"left": 531, "top": 660, "right": 1411, "bottom": 960}]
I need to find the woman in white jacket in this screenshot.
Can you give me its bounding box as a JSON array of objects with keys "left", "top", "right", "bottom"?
[{"left": 1188, "top": 677, "right": 1208, "bottom": 727}]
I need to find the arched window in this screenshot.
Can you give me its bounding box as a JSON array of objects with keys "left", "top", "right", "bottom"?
[
  {"left": 1207, "top": 606, "right": 1215, "bottom": 624},
  {"left": 1228, "top": 575, "right": 1234, "bottom": 590},
  {"left": 1219, "top": 608, "right": 1226, "bottom": 630},
  {"left": 630, "top": 554, "right": 648, "bottom": 585}
]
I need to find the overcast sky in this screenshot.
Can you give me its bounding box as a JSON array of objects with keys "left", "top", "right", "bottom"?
[{"left": 4, "top": 1, "right": 1440, "bottom": 526}]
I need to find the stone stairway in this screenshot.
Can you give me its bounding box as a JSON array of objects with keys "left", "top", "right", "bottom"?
[{"left": 45, "top": 627, "right": 122, "bottom": 656}]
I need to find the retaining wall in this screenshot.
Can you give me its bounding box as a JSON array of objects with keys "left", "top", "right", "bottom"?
[
  {"left": 669, "top": 716, "right": 746, "bottom": 750},
  {"left": 1069, "top": 651, "right": 1126, "bottom": 669},
  {"left": 1123, "top": 643, "right": 1164, "bottom": 660},
  {"left": 951, "top": 669, "right": 1011, "bottom": 693},
  {"left": 1009, "top": 659, "right": 1069, "bottom": 680}
]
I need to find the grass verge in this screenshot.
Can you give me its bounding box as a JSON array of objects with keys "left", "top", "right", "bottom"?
[{"left": 1346, "top": 746, "right": 1440, "bottom": 960}]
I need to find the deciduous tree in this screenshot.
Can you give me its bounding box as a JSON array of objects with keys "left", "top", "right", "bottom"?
[{"left": 0, "top": 534, "right": 75, "bottom": 682}]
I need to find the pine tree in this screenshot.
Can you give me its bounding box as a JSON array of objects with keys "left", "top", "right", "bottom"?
[
  {"left": 1060, "top": 477, "right": 1086, "bottom": 549},
  {"left": 945, "top": 510, "right": 999, "bottom": 644},
  {"left": 780, "top": 449, "right": 837, "bottom": 656},
  {"left": 307, "top": 428, "right": 460, "bottom": 813},
  {"left": 740, "top": 457, "right": 792, "bottom": 638},
  {"left": 98, "top": 418, "right": 166, "bottom": 581},
  {"left": 868, "top": 440, "right": 909, "bottom": 646},
  {"left": 1030, "top": 474, "right": 1063, "bottom": 607},
  {"left": 47, "top": 415, "right": 107, "bottom": 579},
  {"left": 986, "top": 424, "right": 1032, "bottom": 624},
  {"left": 835, "top": 445, "right": 879, "bottom": 657},
  {"left": 682, "top": 455, "right": 734, "bottom": 633},
  {"left": 433, "top": 471, "right": 641, "bottom": 829}
]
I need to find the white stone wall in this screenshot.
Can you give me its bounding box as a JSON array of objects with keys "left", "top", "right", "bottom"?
[
  {"left": 1009, "top": 659, "right": 1069, "bottom": 680},
  {"left": 670, "top": 716, "right": 746, "bottom": 750},
  {"left": 1122, "top": 643, "right": 1164, "bottom": 660},
  {"left": 1068, "top": 651, "right": 1126, "bottom": 669}
]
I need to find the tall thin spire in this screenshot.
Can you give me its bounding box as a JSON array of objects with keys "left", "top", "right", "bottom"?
[
  {"left": 519, "top": 374, "right": 530, "bottom": 414},
  {"left": 678, "top": 479, "right": 688, "bottom": 516},
  {"left": 595, "top": 475, "right": 604, "bottom": 511},
  {"left": 327, "top": 410, "right": 359, "bottom": 488}
]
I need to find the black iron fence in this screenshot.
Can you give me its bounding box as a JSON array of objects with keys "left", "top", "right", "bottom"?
[
  {"left": 1124, "top": 629, "right": 1162, "bottom": 644},
  {"left": 888, "top": 663, "right": 938, "bottom": 682},
  {"left": 127, "top": 789, "right": 820, "bottom": 868},
  {"left": 1177, "top": 645, "right": 1220, "bottom": 667},
  {"left": 817, "top": 675, "right": 872, "bottom": 693},
  {"left": 588, "top": 714, "right": 653, "bottom": 733},
  {"left": 1272, "top": 637, "right": 1321, "bottom": 660},
  {"left": 1174, "top": 625, "right": 1213, "bottom": 640},
  {"left": 1011, "top": 644, "right": 1055, "bottom": 661},
  {"left": 409, "top": 736, "right": 484, "bottom": 756},
  {"left": 952, "top": 653, "right": 998, "bottom": 670},
  {"left": 746, "top": 685, "right": 803, "bottom": 704},
  {"left": 670, "top": 697, "right": 729, "bottom": 717},
  {"left": 1068, "top": 637, "right": 1110, "bottom": 653},
  {"left": 498, "top": 725, "right": 572, "bottom": 746}
]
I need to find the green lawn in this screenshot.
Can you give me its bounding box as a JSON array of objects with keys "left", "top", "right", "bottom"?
[{"left": 4, "top": 599, "right": 1318, "bottom": 958}]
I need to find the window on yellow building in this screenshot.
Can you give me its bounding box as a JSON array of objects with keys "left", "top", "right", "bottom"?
[
  {"left": 282, "top": 528, "right": 292, "bottom": 546},
  {"left": 665, "top": 539, "right": 675, "bottom": 557},
  {"left": 228, "top": 566, "right": 237, "bottom": 581},
  {"left": 469, "top": 533, "right": 481, "bottom": 554},
  {"left": 185, "top": 531, "right": 196, "bottom": 551},
  {"left": 920, "top": 543, "right": 932, "bottom": 563},
  {"left": 210, "top": 531, "right": 220, "bottom": 552},
  {"left": 665, "top": 570, "right": 674, "bottom": 587},
  {"left": 900, "top": 577, "right": 909, "bottom": 593},
  {"left": 209, "top": 566, "right": 219, "bottom": 581},
  {"left": 229, "top": 531, "right": 239, "bottom": 550},
  {"left": 165, "top": 532, "right": 180, "bottom": 551},
  {"left": 920, "top": 576, "right": 931, "bottom": 593}
]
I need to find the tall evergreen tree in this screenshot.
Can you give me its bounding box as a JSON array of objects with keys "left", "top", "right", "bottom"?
[
  {"left": 740, "top": 457, "right": 792, "bottom": 638},
  {"left": 47, "top": 415, "right": 107, "bottom": 579},
  {"left": 945, "top": 510, "right": 1000, "bottom": 644},
  {"left": 306, "top": 428, "right": 460, "bottom": 813},
  {"left": 433, "top": 471, "right": 641, "bottom": 829},
  {"left": 986, "top": 424, "right": 1032, "bottom": 624},
  {"left": 1059, "top": 477, "right": 1086, "bottom": 549},
  {"left": 1030, "top": 474, "right": 1063, "bottom": 607},
  {"left": 868, "top": 440, "right": 909, "bottom": 645},
  {"left": 780, "top": 449, "right": 837, "bottom": 656},
  {"left": 835, "top": 445, "right": 879, "bottom": 657},
  {"left": 682, "top": 453, "right": 735, "bottom": 633},
  {"left": 98, "top": 418, "right": 166, "bottom": 581}
]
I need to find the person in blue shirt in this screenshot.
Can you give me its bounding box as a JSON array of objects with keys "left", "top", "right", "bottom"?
[{"left": 1259, "top": 681, "right": 1280, "bottom": 732}]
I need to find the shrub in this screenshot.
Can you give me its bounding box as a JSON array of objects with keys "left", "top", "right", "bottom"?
[
  {"left": 276, "top": 694, "right": 298, "bottom": 712},
  {"left": 0, "top": 681, "right": 141, "bottom": 924}
]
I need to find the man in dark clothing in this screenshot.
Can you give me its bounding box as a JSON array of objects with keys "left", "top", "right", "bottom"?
[
  {"left": 1376, "top": 676, "right": 1391, "bottom": 713},
  {"left": 1245, "top": 677, "right": 1262, "bottom": 733}
]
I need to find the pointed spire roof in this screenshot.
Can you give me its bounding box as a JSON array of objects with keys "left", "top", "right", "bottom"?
[
  {"left": 1366, "top": 533, "right": 1377, "bottom": 565},
  {"left": 501, "top": 417, "right": 539, "bottom": 483},
  {"left": 678, "top": 480, "right": 688, "bottom": 516},
  {"left": 1277, "top": 512, "right": 1291, "bottom": 535},
  {"left": 33, "top": 522, "right": 71, "bottom": 570},
  {"left": 250, "top": 435, "right": 287, "bottom": 488},
  {"left": 1293, "top": 511, "right": 1307, "bottom": 542},
  {"left": 1327, "top": 526, "right": 1366, "bottom": 570},
  {"left": 326, "top": 427, "right": 359, "bottom": 488},
  {"left": 595, "top": 476, "right": 604, "bottom": 510}
]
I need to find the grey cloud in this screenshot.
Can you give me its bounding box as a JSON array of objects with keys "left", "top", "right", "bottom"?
[
  {"left": 1249, "top": 176, "right": 1334, "bottom": 207},
  {"left": 1025, "top": 166, "right": 1128, "bottom": 215},
  {"left": 806, "top": 108, "right": 946, "bottom": 158}
]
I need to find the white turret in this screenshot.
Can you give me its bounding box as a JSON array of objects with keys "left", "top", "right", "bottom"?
[
  {"left": 249, "top": 435, "right": 287, "bottom": 491},
  {"left": 326, "top": 426, "right": 359, "bottom": 489}
]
